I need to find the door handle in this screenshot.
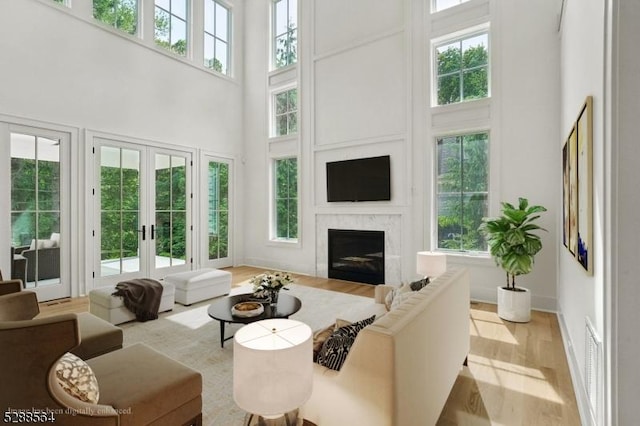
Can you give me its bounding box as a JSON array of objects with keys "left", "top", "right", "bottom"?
[
  {"left": 138, "top": 225, "right": 146, "bottom": 241},
  {"left": 151, "top": 224, "right": 155, "bottom": 240}
]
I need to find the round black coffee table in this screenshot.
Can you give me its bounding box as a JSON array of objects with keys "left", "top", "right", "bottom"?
[{"left": 207, "top": 293, "right": 302, "bottom": 348}]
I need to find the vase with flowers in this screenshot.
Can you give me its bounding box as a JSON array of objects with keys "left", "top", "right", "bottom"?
[{"left": 249, "top": 271, "right": 293, "bottom": 307}]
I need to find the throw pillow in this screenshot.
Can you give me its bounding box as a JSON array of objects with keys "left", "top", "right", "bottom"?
[
  {"left": 390, "top": 290, "right": 414, "bottom": 311},
  {"left": 50, "top": 232, "right": 61, "bottom": 246},
  {"left": 332, "top": 314, "right": 376, "bottom": 339},
  {"left": 312, "top": 324, "right": 336, "bottom": 360},
  {"left": 409, "top": 277, "right": 430, "bottom": 291},
  {"left": 384, "top": 283, "right": 411, "bottom": 311},
  {"left": 316, "top": 335, "right": 356, "bottom": 371},
  {"left": 55, "top": 352, "right": 100, "bottom": 404}
]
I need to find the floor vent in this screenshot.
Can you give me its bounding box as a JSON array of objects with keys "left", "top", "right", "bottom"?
[{"left": 585, "top": 318, "right": 600, "bottom": 423}]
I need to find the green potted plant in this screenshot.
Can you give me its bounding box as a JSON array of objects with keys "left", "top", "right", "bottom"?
[{"left": 479, "top": 197, "right": 547, "bottom": 322}]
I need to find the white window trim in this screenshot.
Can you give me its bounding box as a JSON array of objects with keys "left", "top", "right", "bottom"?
[
  {"left": 270, "top": 84, "right": 299, "bottom": 139},
  {"left": 431, "top": 23, "right": 491, "bottom": 107},
  {"left": 203, "top": 0, "right": 232, "bottom": 75},
  {"left": 154, "top": 0, "right": 191, "bottom": 58},
  {"left": 269, "top": 155, "right": 300, "bottom": 246}
]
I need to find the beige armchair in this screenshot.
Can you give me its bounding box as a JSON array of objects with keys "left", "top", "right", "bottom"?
[
  {"left": 0, "top": 272, "right": 122, "bottom": 360},
  {"left": 0, "top": 314, "right": 202, "bottom": 425}
]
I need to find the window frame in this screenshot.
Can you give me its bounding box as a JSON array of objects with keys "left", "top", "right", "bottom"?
[
  {"left": 432, "top": 27, "right": 490, "bottom": 107},
  {"left": 271, "top": 86, "right": 298, "bottom": 138},
  {"left": 271, "top": 0, "right": 298, "bottom": 70},
  {"left": 431, "top": 0, "right": 470, "bottom": 14},
  {"left": 92, "top": 0, "right": 140, "bottom": 36},
  {"left": 203, "top": 0, "right": 231, "bottom": 75},
  {"left": 271, "top": 156, "right": 299, "bottom": 243},
  {"left": 433, "top": 130, "right": 490, "bottom": 254},
  {"left": 154, "top": 0, "right": 190, "bottom": 57}
]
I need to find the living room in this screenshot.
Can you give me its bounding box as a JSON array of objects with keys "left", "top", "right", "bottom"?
[{"left": 1, "top": 0, "right": 640, "bottom": 425}]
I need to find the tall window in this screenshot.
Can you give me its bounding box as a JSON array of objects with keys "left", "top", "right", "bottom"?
[
  {"left": 11, "top": 133, "right": 61, "bottom": 286},
  {"left": 436, "top": 132, "right": 488, "bottom": 252},
  {"left": 208, "top": 161, "right": 229, "bottom": 259},
  {"left": 204, "top": 0, "right": 230, "bottom": 74},
  {"left": 433, "top": 0, "right": 469, "bottom": 13},
  {"left": 435, "top": 32, "right": 489, "bottom": 105},
  {"left": 93, "top": 0, "right": 138, "bottom": 35},
  {"left": 273, "top": 0, "right": 297, "bottom": 68},
  {"left": 273, "top": 158, "right": 298, "bottom": 241},
  {"left": 273, "top": 88, "right": 298, "bottom": 137},
  {"left": 155, "top": 0, "right": 188, "bottom": 56}
]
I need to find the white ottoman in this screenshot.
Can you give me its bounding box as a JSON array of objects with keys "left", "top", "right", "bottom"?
[
  {"left": 163, "top": 268, "right": 232, "bottom": 305},
  {"left": 89, "top": 281, "right": 175, "bottom": 325}
]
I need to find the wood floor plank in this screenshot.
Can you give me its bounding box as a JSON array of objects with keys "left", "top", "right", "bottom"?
[{"left": 37, "top": 267, "right": 579, "bottom": 425}]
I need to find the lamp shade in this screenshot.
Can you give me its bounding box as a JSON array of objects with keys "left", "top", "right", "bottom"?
[
  {"left": 416, "top": 251, "right": 447, "bottom": 278},
  {"left": 233, "top": 319, "right": 313, "bottom": 417}
]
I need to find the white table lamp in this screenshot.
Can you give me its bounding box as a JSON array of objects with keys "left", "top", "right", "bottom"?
[
  {"left": 234, "top": 318, "right": 313, "bottom": 426},
  {"left": 416, "top": 251, "right": 447, "bottom": 279}
]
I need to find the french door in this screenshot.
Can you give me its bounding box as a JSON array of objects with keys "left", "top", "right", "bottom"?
[
  {"left": 93, "top": 138, "right": 193, "bottom": 286},
  {"left": 202, "top": 155, "right": 233, "bottom": 268},
  {"left": 3, "top": 123, "right": 71, "bottom": 301}
]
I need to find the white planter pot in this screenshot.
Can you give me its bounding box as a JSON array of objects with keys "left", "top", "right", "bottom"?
[{"left": 497, "top": 286, "right": 531, "bottom": 323}]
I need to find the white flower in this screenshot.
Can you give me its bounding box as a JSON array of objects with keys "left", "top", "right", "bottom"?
[{"left": 250, "top": 271, "right": 293, "bottom": 293}]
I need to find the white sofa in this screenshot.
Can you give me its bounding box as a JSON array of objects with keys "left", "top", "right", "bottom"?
[{"left": 301, "top": 267, "right": 470, "bottom": 426}]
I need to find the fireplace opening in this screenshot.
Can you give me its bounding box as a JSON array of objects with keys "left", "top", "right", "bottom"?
[{"left": 328, "top": 229, "right": 385, "bottom": 285}]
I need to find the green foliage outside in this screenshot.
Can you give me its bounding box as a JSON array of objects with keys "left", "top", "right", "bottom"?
[
  {"left": 11, "top": 159, "right": 60, "bottom": 246},
  {"left": 205, "top": 57, "right": 224, "bottom": 73},
  {"left": 275, "top": 23, "right": 297, "bottom": 68},
  {"left": 437, "top": 39, "right": 488, "bottom": 105},
  {"left": 154, "top": 160, "right": 187, "bottom": 262},
  {"left": 93, "top": 0, "right": 138, "bottom": 35},
  {"left": 208, "top": 162, "right": 229, "bottom": 259},
  {"left": 154, "top": 7, "right": 187, "bottom": 56},
  {"left": 275, "top": 158, "right": 297, "bottom": 240},
  {"left": 437, "top": 133, "right": 488, "bottom": 252},
  {"left": 479, "top": 198, "right": 547, "bottom": 289}
]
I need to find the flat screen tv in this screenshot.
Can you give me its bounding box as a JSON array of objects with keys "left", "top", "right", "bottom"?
[{"left": 326, "top": 155, "right": 391, "bottom": 202}]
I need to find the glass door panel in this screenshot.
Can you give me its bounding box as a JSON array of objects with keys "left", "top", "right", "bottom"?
[
  {"left": 205, "top": 158, "right": 231, "bottom": 266},
  {"left": 154, "top": 154, "right": 187, "bottom": 269},
  {"left": 11, "top": 133, "right": 62, "bottom": 288},
  {"left": 99, "top": 146, "right": 141, "bottom": 277},
  {"left": 7, "top": 126, "right": 69, "bottom": 302}
]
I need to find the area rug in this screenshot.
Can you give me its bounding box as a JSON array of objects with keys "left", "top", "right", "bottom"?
[{"left": 119, "top": 284, "right": 373, "bottom": 426}]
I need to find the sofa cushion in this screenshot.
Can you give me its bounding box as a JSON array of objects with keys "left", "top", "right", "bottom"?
[{"left": 55, "top": 352, "right": 100, "bottom": 404}]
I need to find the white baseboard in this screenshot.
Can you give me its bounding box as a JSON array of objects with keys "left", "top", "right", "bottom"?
[
  {"left": 471, "top": 286, "right": 557, "bottom": 311},
  {"left": 557, "top": 312, "right": 593, "bottom": 426}
]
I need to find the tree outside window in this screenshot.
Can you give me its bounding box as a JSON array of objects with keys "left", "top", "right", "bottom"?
[
  {"left": 93, "top": 0, "right": 138, "bottom": 35},
  {"left": 274, "top": 158, "right": 298, "bottom": 241},
  {"left": 273, "top": 0, "right": 297, "bottom": 68},
  {"left": 155, "top": 0, "right": 188, "bottom": 56},
  {"left": 204, "top": 0, "right": 230, "bottom": 74},
  {"left": 436, "top": 32, "right": 489, "bottom": 105},
  {"left": 274, "top": 88, "right": 297, "bottom": 137},
  {"left": 436, "top": 132, "right": 489, "bottom": 252}
]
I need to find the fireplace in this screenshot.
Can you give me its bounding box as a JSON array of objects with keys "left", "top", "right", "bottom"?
[{"left": 328, "top": 229, "right": 385, "bottom": 285}]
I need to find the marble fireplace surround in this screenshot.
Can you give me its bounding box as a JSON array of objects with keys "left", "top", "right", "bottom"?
[{"left": 316, "top": 214, "right": 402, "bottom": 284}]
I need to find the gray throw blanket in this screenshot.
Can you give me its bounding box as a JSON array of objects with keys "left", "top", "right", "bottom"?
[{"left": 112, "top": 278, "right": 164, "bottom": 322}]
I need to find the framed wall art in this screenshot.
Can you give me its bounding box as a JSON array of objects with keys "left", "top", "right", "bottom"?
[{"left": 562, "top": 96, "right": 593, "bottom": 275}]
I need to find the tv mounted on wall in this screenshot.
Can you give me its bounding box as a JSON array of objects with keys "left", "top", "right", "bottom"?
[{"left": 326, "top": 155, "right": 391, "bottom": 202}]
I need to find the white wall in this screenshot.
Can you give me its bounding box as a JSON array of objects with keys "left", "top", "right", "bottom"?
[
  {"left": 243, "top": 0, "right": 562, "bottom": 311},
  {"left": 558, "top": 0, "right": 605, "bottom": 424},
  {"left": 608, "top": 1, "right": 640, "bottom": 424},
  {"left": 0, "top": 0, "right": 244, "bottom": 289},
  {"left": 0, "top": 1, "right": 243, "bottom": 151}
]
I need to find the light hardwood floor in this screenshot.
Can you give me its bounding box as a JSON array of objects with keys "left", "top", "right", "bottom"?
[{"left": 38, "top": 266, "right": 580, "bottom": 425}]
